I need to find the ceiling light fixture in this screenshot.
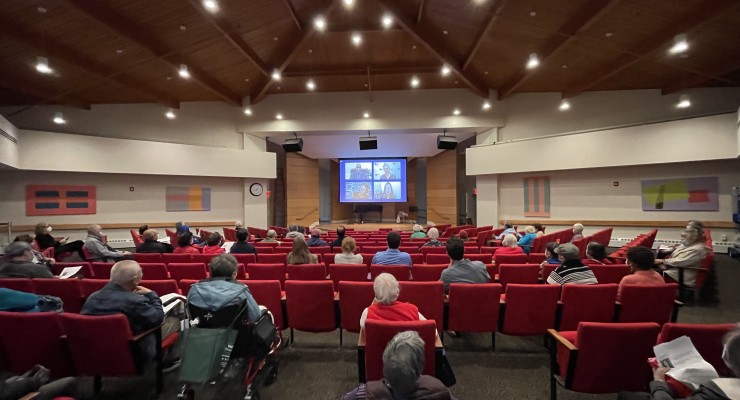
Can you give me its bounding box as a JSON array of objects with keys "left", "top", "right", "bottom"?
[
  {"left": 314, "top": 16, "right": 326, "bottom": 31},
  {"left": 165, "top": 109, "right": 176, "bottom": 119},
  {"left": 351, "top": 32, "right": 362, "bottom": 46},
  {"left": 482, "top": 101, "right": 491, "bottom": 110},
  {"left": 275, "top": 113, "right": 284, "bottom": 120},
  {"left": 381, "top": 14, "right": 393, "bottom": 29},
  {"left": 410, "top": 76, "right": 420, "bottom": 88},
  {"left": 440, "top": 65, "right": 451, "bottom": 76},
  {"left": 53, "top": 112, "right": 66, "bottom": 125},
  {"left": 526, "top": 53, "right": 540, "bottom": 69},
  {"left": 243, "top": 107, "right": 252, "bottom": 116},
  {"left": 306, "top": 79, "right": 316, "bottom": 91},
  {"left": 452, "top": 108, "right": 461, "bottom": 116},
  {"left": 669, "top": 34, "right": 688, "bottom": 54},
  {"left": 343, "top": 0, "right": 354, "bottom": 7},
  {"left": 676, "top": 94, "right": 691, "bottom": 108},
  {"left": 363, "top": 112, "right": 370, "bottom": 118},
  {"left": 37, "top": 6, "right": 47, "bottom": 13},
  {"left": 203, "top": 0, "right": 218, "bottom": 11},
  {"left": 559, "top": 99, "right": 571, "bottom": 111},
  {"left": 271, "top": 69, "right": 281, "bottom": 81},
  {"left": 35, "top": 56, "right": 53, "bottom": 74},
  {"left": 178, "top": 64, "right": 190, "bottom": 79}
]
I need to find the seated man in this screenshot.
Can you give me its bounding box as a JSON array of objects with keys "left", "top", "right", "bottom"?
[
  {"left": 187, "top": 254, "right": 261, "bottom": 322},
  {"left": 306, "top": 228, "right": 328, "bottom": 247},
  {"left": 440, "top": 237, "right": 490, "bottom": 293},
  {"left": 230, "top": 228, "right": 257, "bottom": 255},
  {"left": 136, "top": 229, "right": 174, "bottom": 254},
  {"left": 261, "top": 230, "right": 280, "bottom": 244},
  {"left": 546, "top": 243, "right": 598, "bottom": 285},
  {"left": 83, "top": 224, "right": 131, "bottom": 262},
  {"left": 284, "top": 224, "right": 305, "bottom": 240},
  {"left": 618, "top": 246, "right": 665, "bottom": 300},
  {"left": 372, "top": 231, "right": 412, "bottom": 268},
  {"left": 0, "top": 242, "right": 54, "bottom": 279},
  {"left": 495, "top": 223, "right": 521, "bottom": 240},
  {"left": 81, "top": 260, "right": 183, "bottom": 368},
  {"left": 360, "top": 273, "right": 426, "bottom": 329},
  {"left": 329, "top": 226, "right": 346, "bottom": 251}
]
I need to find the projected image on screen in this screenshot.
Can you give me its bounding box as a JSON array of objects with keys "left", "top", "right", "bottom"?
[{"left": 339, "top": 158, "right": 407, "bottom": 203}]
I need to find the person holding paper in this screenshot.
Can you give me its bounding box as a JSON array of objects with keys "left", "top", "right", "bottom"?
[{"left": 0, "top": 242, "right": 53, "bottom": 279}]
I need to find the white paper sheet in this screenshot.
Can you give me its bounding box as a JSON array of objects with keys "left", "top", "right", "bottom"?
[
  {"left": 654, "top": 335, "right": 719, "bottom": 390},
  {"left": 58, "top": 266, "right": 82, "bottom": 279}
]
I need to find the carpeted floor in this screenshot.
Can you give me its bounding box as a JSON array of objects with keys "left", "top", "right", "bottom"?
[{"left": 73, "top": 254, "right": 740, "bottom": 400}]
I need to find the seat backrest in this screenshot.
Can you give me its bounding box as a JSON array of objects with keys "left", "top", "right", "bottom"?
[
  {"left": 619, "top": 284, "right": 678, "bottom": 324},
  {"left": 178, "top": 279, "right": 198, "bottom": 296},
  {"left": 133, "top": 253, "right": 162, "bottom": 263},
  {"left": 370, "top": 265, "right": 410, "bottom": 281},
  {"left": 192, "top": 254, "right": 218, "bottom": 265},
  {"left": 420, "top": 246, "right": 447, "bottom": 255},
  {"left": 223, "top": 227, "right": 237, "bottom": 242},
  {"left": 257, "top": 253, "right": 288, "bottom": 265},
  {"left": 397, "top": 281, "right": 444, "bottom": 332},
  {"left": 139, "top": 263, "right": 170, "bottom": 280},
  {"left": 694, "top": 252, "right": 714, "bottom": 289},
  {"left": 527, "top": 253, "right": 546, "bottom": 264},
  {"left": 130, "top": 230, "right": 144, "bottom": 246},
  {"left": 81, "top": 279, "right": 109, "bottom": 297},
  {"left": 232, "top": 254, "right": 257, "bottom": 265},
  {"left": 308, "top": 246, "right": 331, "bottom": 255},
  {"left": 141, "top": 279, "right": 180, "bottom": 296},
  {"left": 448, "top": 283, "right": 502, "bottom": 332},
  {"left": 54, "top": 262, "right": 94, "bottom": 278},
  {"left": 409, "top": 253, "right": 423, "bottom": 265},
  {"left": 411, "top": 265, "right": 447, "bottom": 281},
  {"left": 398, "top": 246, "right": 419, "bottom": 253},
  {"left": 284, "top": 280, "right": 337, "bottom": 332},
  {"left": 329, "top": 264, "right": 369, "bottom": 289},
  {"left": 162, "top": 253, "right": 192, "bottom": 263},
  {"left": 0, "top": 278, "right": 33, "bottom": 292},
  {"left": 463, "top": 246, "right": 480, "bottom": 254},
  {"left": 497, "top": 264, "right": 540, "bottom": 289},
  {"left": 569, "top": 322, "right": 660, "bottom": 393},
  {"left": 241, "top": 280, "right": 285, "bottom": 329},
  {"left": 425, "top": 254, "right": 450, "bottom": 264},
  {"left": 362, "top": 246, "right": 387, "bottom": 254},
  {"left": 322, "top": 253, "right": 337, "bottom": 268},
  {"left": 361, "top": 253, "right": 375, "bottom": 266},
  {"left": 90, "top": 262, "right": 115, "bottom": 279},
  {"left": 0, "top": 312, "right": 74, "bottom": 378},
  {"left": 59, "top": 313, "right": 138, "bottom": 376},
  {"left": 31, "top": 279, "right": 85, "bottom": 313},
  {"left": 166, "top": 263, "right": 208, "bottom": 281},
  {"left": 338, "top": 281, "right": 375, "bottom": 333},
  {"left": 501, "top": 284, "right": 561, "bottom": 335},
  {"left": 658, "top": 323, "right": 736, "bottom": 377},
  {"left": 476, "top": 230, "right": 493, "bottom": 247},
  {"left": 559, "top": 284, "right": 618, "bottom": 331},
  {"left": 364, "top": 319, "right": 436, "bottom": 381},
  {"left": 590, "top": 265, "right": 630, "bottom": 284},
  {"left": 287, "top": 264, "right": 327, "bottom": 281},
  {"left": 466, "top": 253, "right": 492, "bottom": 263},
  {"left": 246, "top": 264, "right": 286, "bottom": 288}
]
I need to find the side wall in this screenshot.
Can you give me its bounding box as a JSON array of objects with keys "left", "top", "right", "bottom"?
[
  {"left": 286, "top": 153, "right": 319, "bottom": 227},
  {"left": 427, "top": 150, "right": 457, "bottom": 225}
]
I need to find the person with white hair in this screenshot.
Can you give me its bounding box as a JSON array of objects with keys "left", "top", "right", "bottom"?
[
  {"left": 235, "top": 220, "right": 243, "bottom": 230},
  {"left": 83, "top": 224, "right": 131, "bottom": 262},
  {"left": 570, "top": 223, "right": 585, "bottom": 243},
  {"left": 517, "top": 225, "right": 538, "bottom": 254},
  {"left": 410, "top": 224, "right": 426, "bottom": 239},
  {"left": 546, "top": 243, "right": 597, "bottom": 285},
  {"left": 284, "top": 224, "right": 305, "bottom": 240},
  {"left": 360, "top": 273, "right": 426, "bottom": 328},
  {"left": 496, "top": 222, "right": 521, "bottom": 240},
  {"left": 0, "top": 242, "right": 54, "bottom": 278},
  {"left": 261, "top": 229, "right": 280, "bottom": 244},
  {"left": 422, "top": 228, "right": 444, "bottom": 247},
  {"left": 342, "top": 331, "right": 455, "bottom": 400},
  {"left": 655, "top": 228, "right": 707, "bottom": 288},
  {"left": 496, "top": 234, "right": 525, "bottom": 255}
]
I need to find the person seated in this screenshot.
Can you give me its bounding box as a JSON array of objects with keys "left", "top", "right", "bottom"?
[
  {"left": 0, "top": 287, "right": 63, "bottom": 312},
  {"left": 496, "top": 222, "right": 521, "bottom": 240},
  {"left": 618, "top": 246, "right": 665, "bottom": 300},
  {"left": 496, "top": 234, "right": 525, "bottom": 255},
  {"left": 372, "top": 232, "right": 412, "bottom": 268},
  {"left": 0, "top": 365, "right": 77, "bottom": 400},
  {"left": 422, "top": 228, "right": 444, "bottom": 247},
  {"left": 655, "top": 228, "right": 707, "bottom": 288},
  {"left": 13, "top": 235, "right": 54, "bottom": 268},
  {"left": 517, "top": 225, "right": 538, "bottom": 254},
  {"left": 458, "top": 230, "right": 470, "bottom": 242},
  {"left": 540, "top": 241, "right": 561, "bottom": 266},
  {"left": 410, "top": 224, "right": 426, "bottom": 239},
  {"left": 582, "top": 242, "right": 611, "bottom": 265},
  {"left": 533, "top": 223, "right": 545, "bottom": 237},
  {"left": 547, "top": 243, "right": 598, "bottom": 285},
  {"left": 334, "top": 237, "right": 363, "bottom": 265},
  {"left": 138, "top": 224, "right": 149, "bottom": 236},
  {"left": 440, "top": 237, "right": 490, "bottom": 293},
  {"left": 33, "top": 222, "right": 85, "bottom": 259},
  {"left": 306, "top": 228, "right": 328, "bottom": 247},
  {"left": 0, "top": 242, "right": 54, "bottom": 279},
  {"left": 176, "top": 221, "right": 202, "bottom": 245},
  {"left": 82, "top": 260, "right": 183, "bottom": 367},
  {"left": 186, "top": 254, "right": 261, "bottom": 323},
  {"left": 261, "top": 229, "right": 280, "bottom": 244},
  {"left": 173, "top": 232, "right": 200, "bottom": 254},
  {"left": 569, "top": 223, "right": 585, "bottom": 243},
  {"left": 202, "top": 232, "right": 226, "bottom": 255},
  {"left": 230, "top": 228, "right": 257, "bottom": 255},
  {"left": 84, "top": 224, "right": 132, "bottom": 262},
  {"left": 360, "top": 273, "right": 426, "bottom": 328},
  {"left": 330, "top": 226, "right": 346, "bottom": 250},
  {"left": 284, "top": 224, "right": 305, "bottom": 240},
  {"left": 235, "top": 220, "right": 243, "bottom": 230},
  {"left": 136, "top": 229, "right": 174, "bottom": 254},
  {"left": 342, "top": 331, "right": 455, "bottom": 400},
  {"left": 287, "top": 236, "right": 318, "bottom": 265}
]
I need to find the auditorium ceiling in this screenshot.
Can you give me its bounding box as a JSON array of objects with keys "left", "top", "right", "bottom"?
[{"left": 0, "top": 0, "right": 739, "bottom": 110}]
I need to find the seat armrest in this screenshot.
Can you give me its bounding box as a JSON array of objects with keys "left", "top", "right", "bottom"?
[
  {"left": 18, "top": 393, "right": 39, "bottom": 400},
  {"left": 547, "top": 329, "right": 577, "bottom": 351},
  {"left": 131, "top": 323, "right": 164, "bottom": 342}
]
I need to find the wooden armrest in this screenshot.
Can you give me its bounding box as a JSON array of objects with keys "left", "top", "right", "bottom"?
[
  {"left": 18, "top": 393, "right": 39, "bottom": 400},
  {"left": 674, "top": 299, "right": 684, "bottom": 307},
  {"left": 547, "top": 329, "right": 578, "bottom": 351},
  {"left": 131, "top": 323, "right": 163, "bottom": 342}
]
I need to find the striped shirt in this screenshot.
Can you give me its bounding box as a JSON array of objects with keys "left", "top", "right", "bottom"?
[{"left": 547, "top": 259, "right": 598, "bottom": 285}]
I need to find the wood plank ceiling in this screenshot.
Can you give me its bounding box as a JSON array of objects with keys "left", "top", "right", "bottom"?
[{"left": 0, "top": 0, "right": 738, "bottom": 110}]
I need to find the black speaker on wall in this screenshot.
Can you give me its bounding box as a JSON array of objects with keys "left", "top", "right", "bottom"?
[
  {"left": 359, "top": 136, "right": 378, "bottom": 150},
  {"left": 282, "top": 138, "right": 304, "bottom": 152},
  {"left": 436, "top": 135, "right": 458, "bottom": 150}
]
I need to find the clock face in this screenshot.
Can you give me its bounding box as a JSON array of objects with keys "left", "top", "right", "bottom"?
[{"left": 250, "top": 183, "right": 263, "bottom": 196}]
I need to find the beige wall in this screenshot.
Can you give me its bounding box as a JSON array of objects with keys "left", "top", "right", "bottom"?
[
  {"left": 286, "top": 153, "right": 319, "bottom": 226},
  {"left": 427, "top": 150, "right": 457, "bottom": 224}
]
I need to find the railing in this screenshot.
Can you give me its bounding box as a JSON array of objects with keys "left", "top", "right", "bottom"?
[
  {"left": 427, "top": 208, "right": 451, "bottom": 221},
  {"left": 499, "top": 219, "right": 733, "bottom": 228},
  {"left": 295, "top": 208, "right": 319, "bottom": 221}
]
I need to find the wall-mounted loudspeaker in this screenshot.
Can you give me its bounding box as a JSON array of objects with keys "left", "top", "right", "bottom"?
[
  {"left": 436, "top": 135, "right": 458, "bottom": 150},
  {"left": 282, "top": 138, "right": 304, "bottom": 152}
]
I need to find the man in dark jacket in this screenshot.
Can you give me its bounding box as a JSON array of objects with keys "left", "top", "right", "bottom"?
[
  {"left": 0, "top": 242, "right": 53, "bottom": 279},
  {"left": 306, "top": 229, "right": 328, "bottom": 247},
  {"left": 229, "top": 229, "right": 257, "bottom": 255},
  {"left": 330, "top": 226, "right": 346, "bottom": 251},
  {"left": 136, "top": 229, "right": 174, "bottom": 253}
]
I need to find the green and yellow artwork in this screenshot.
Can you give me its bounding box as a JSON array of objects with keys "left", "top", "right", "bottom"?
[{"left": 641, "top": 177, "right": 718, "bottom": 211}]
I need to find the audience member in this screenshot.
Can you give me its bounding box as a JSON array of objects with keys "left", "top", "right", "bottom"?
[
  {"left": 83, "top": 224, "right": 131, "bottom": 261},
  {"left": 136, "top": 229, "right": 174, "bottom": 254},
  {"left": 0, "top": 287, "right": 63, "bottom": 312},
  {"left": 287, "top": 236, "right": 318, "bottom": 265},
  {"left": 261, "top": 229, "right": 280, "bottom": 243},
  {"left": 138, "top": 224, "right": 149, "bottom": 236},
  {"left": 342, "top": 331, "right": 455, "bottom": 400},
  {"left": 230, "top": 229, "right": 257, "bottom": 255},
  {"left": 334, "top": 237, "right": 363, "bottom": 265},
  {"left": 422, "top": 228, "right": 444, "bottom": 247},
  {"left": 570, "top": 223, "right": 585, "bottom": 242},
  {"left": 517, "top": 225, "right": 538, "bottom": 254},
  {"left": 656, "top": 228, "right": 707, "bottom": 288},
  {"left": 284, "top": 224, "right": 305, "bottom": 240},
  {"left": 496, "top": 223, "right": 521, "bottom": 240},
  {"left": 33, "top": 222, "right": 85, "bottom": 259},
  {"left": 0, "top": 242, "right": 54, "bottom": 278},
  {"left": 533, "top": 223, "right": 545, "bottom": 237},
  {"left": 235, "top": 220, "right": 243, "bottom": 230},
  {"left": 306, "top": 228, "right": 328, "bottom": 247},
  {"left": 187, "top": 254, "right": 261, "bottom": 322},
  {"left": 583, "top": 242, "right": 612, "bottom": 265},
  {"left": 330, "top": 226, "right": 346, "bottom": 250},
  {"left": 541, "top": 242, "right": 561, "bottom": 265},
  {"left": 360, "top": 273, "right": 426, "bottom": 328},
  {"left": 0, "top": 365, "right": 77, "bottom": 400},
  {"left": 372, "top": 232, "right": 412, "bottom": 268},
  {"left": 176, "top": 221, "right": 202, "bottom": 244},
  {"left": 496, "top": 234, "right": 524, "bottom": 255},
  {"left": 440, "top": 237, "right": 490, "bottom": 293},
  {"left": 173, "top": 232, "right": 200, "bottom": 254},
  {"left": 410, "top": 224, "right": 426, "bottom": 239},
  {"left": 617, "top": 246, "right": 665, "bottom": 300},
  {"left": 547, "top": 243, "right": 598, "bottom": 285},
  {"left": 13, "top": 235, "right": 54, "bottom": 268},
  {"left": 202, "top": 232, "right": 225, "bottom": 255}
]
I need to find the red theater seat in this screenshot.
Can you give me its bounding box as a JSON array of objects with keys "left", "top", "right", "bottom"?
[
  {"left": 370, "top": 265, "right": 410, "bottom": 281},
  {"left": 81, "top": 279, "right": 109, "bottom": 297},
  {"left": 162, "top": 253, "right": 192, "bottom": 264},
  {"left": 658, "top": 323, "right": 736, "bottom": 377},
  {"left": 501, "top": 284, "right": 560, "bottom": 336},
  {"left": 364, "top": 320, "right": 436, "bottom": 381},
  {"left": 166, "top": 263, "right": 208, "bottom": 281},
  {"left": 467, "top": 253, "right": 493, "bottom": 263},
  {"left": 284, "top": 280, "right": 338, "bottom": 344},
  {"left": 0, "top": 312, "right": 74, "bottom": 378},
  {"left": 141, "top": 279, "right": 180, "bottom": 296},
  {"left": 31, "top": 279, "right": 85, "bottom": 313},
  {"left": 329, "top": 264, "right": 369, "bottom": 289},
  {"left": 247, "top": 264, "right": 286, "bottom": 288},
  {"left": 0, "top": 278, "right": 33, "bottom": 292},
  {"left": 243, "top": 280, "right": 286, "bottom": 330},
  {"left": 91, "top": 262, "right": 114, "bottom": 279},
  {"left": 177, "top": 279, "right": 198, "bottom": 296},
  {"left": 192, "top": 254, "right": 218, "bottom": 265},
  {"left": 497, "top": 264, "right": 540, "bottom": 289},
  {"left": 133, "top": 253, "right": 162, "bottom": 263},
  {"left": 411, "top": 265, "right": 447, "bottom": 281},
  {"left": 420, "top": 247, "right": 446, "bottom": 256},
  {"left": 425, "top": 254, "right": 450, "bottom": 264},
  {"left": 618, "top": 284, "right": 678, "bottom": 325},
  {"left": 590, "top": 265, "right": 630, "bottom": 284},
  {"left": 398, "top": 281, "right": 444, "bottom": 332},
  {"left": 232, "top": 253, "right": 257, "bottom": 265},
  {"left": 287, "top": 264, "right": 326, "bottom": 281},
  {"left": 257, "top": 253, "right": 288, "bottom": 265},
  {"left": 495, "top": 253, "right": 528, "bottom": 266},
  {"left": 139, "top": 263, "right": 170, "bottom": 280},
  {"left": 447, "top": 283, "right": 502, "bottom": 349},
  {"left": 558, "top": 284, "right": 618, "bottom": 331},
  {"left": 338, "top": 281, "right": 375, "bottom": 334}
]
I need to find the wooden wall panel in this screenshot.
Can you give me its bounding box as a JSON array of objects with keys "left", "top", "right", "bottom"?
[
  {"left": 331, "top": 160, "right": 354, "bottom": 222},
  {"left": 286, "top": 153, "right": 319, "bottom": 226},
  {"left": 427, "top": 151, "right": 457, "bottom": 224}
]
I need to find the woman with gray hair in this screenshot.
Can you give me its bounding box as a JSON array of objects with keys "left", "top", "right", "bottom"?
[
  {"left": 422, "top": 228, "right": 444, "bottom": 247},
  {"left": 570, "top": 223, "right": 585, "bottom": 242},
  {"left": 655, "top": 228, "right": 707, "bottom": 288},
  {"left": 496, "top": 234, "right": 525, "bottom": 255},
  {"left": 359, "top": 273, "right": 427, "bottom": 328},
  {"left": 342, "top": 331, "right": 455, "bottom": 400},
  {"left": 410, "top": 224, "right": 426, "bottom": 239}
]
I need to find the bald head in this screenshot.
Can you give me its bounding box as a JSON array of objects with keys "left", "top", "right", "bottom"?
[
  {"left": 110, "top": 260, "right": 142, "bottom": 291},
  {"left": 87, "top": 224, "right": 101, "bottom": 235}
]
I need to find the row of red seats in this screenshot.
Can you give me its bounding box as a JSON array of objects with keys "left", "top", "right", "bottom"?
[
  {"left": 571, "top": 228, "right": 613, "bottom": 259},
  {"left": 608, "top": 229, "right": 659, "bottom": 260},
  {"left": 530, "top": 228, "right": 575, "bottom": 254}
]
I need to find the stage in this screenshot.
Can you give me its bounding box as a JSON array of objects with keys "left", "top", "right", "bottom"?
[{"left": 315, "top": 222, "right": 419, "bottom": 233}]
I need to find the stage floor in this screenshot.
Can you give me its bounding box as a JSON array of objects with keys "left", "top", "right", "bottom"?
[{"left": 315, "top": 223, "right": 417, "bottom": 232}]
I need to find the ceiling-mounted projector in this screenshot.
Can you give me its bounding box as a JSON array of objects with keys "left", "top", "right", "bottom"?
[
  {"left": 359, "top": 135, "right": 378, "bottom": 150},
  {"left": 436, "top": 135, "right": 458, "bottom": 150},
  {"left": 282, "top": 137, "right": 303, "bottom": 152}
]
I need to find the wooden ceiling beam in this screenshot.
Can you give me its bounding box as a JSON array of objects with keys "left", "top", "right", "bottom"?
[
  {"left": 64, "top": 0, "right": 242, "bottom": 106},
  {"left": 283, "top": 65, "right": 439, "bottom": 77},
  {"left": 375, "top": 0, "right": 489, "bottom": 98},
  {"left": 563, "top": 0, "right": 739, "bottom": 98},
  {"left": 416, "top": 0, "right": 425, "bottom": 25},
  {"left": 661, "top": 58, "right": 740, "bottom": 95},
  {"left": 463, "top": 0, "right": 509, "bottom": 70},
  {"left": 498, "top": 0, "right": 619, "bottom": 98},
  {"left": 0, "top": 76, "right": 91, "bottom": 110},
  {"left": 283, "top": 0, "right": 303, "bottom": 31}
]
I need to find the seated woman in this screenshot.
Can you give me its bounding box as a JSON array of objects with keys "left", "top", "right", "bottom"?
[
  {"left": 655, "top": 228, "right": 707, "bottom": 288},
  {"left": 569, "top": 223, "right": 585, "bottom": 243},
  {"left": 33, "top": 222, "right": 85, "bottom": 259},
  {"left": 582, "top": 242, "right": 612, "bottom": 265},
  {"left": 202, "top": 232, "right": 225, "bottom": 255},
  {"left": 334, "top": 237, "right": 363, "bottom": 264},
  {"left": 342, "top": 331, "right": 455, "bottom": 400},
  {"left": 422, "top": 228, "right": 444, "bottom": 247},
  {"left": 410, "top": 224, "right": 426, "bottom": 239},
  {"left": 496, "top": 234, "right": 524, "bottom": 255},
  {"left": 360, "top": 273, "right": 426, "bottom": 329},
  {"left": 533, "top": 223, "right": 545, "bottom": 237},
  {"left": 517, "top": 225, "right": 538, "bottom": 254},
  {"left": 174, "top": 232, "right": 200, "bottom": 254},
  {"left": 286, "top": 236, "right": 318, "bottom": 265},
  {"left": 540, "top": 242, "right": 561, "bottom": 266},
  {"left": 261, "top": 230, "right": 280, "bottom": 243}
]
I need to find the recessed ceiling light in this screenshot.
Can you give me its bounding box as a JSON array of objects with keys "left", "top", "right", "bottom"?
[
  {"left": 484, "top": 71, "right": 489, "bottom": 75},
  {"left": 351, "top": 32, "right": 362, "bottom": 46},
  {"left": 454, "top": 80, "right": 459, "bottom": 84},
  {"left": 166, "top": 76, "right": 172, "bottom": 80},
  {"left": 482, "top": 101, "right": 491, "bottom": 110},
  {"left": 669, "top": 34, "right": 688, "bottom": 54},
  {"left": 271, "top": 69, "right": 281, "bottom": 81},
  {"left": 203, "top": 0, "right": 218, "bottom": 12},
  {"left": 440, "top": 65, "right": 451, "bottom": 76},
  {"left": 275, "top": 113, "right": 283, "bottom": 120},
  {"left": 381, "top": 14, "right": 393, "bottom": 29},
  {"left": 179, "top": 25, "right": 187, "bottom": 31},
  {"left": 314, "top": 16, "right": 326, "bottom": 31},
  {"left": 35, "top": 56, "right": 53, "bottom": 74},
  {"left": 529, "top": 10, "right": 537, "bottom": 17},
  {"left": 364, "top": 83, "right": 368, "bottom": 87},
  {"left": 561, "top": 64, "right": 568, "bottom": 69},
  {"left": 36, "top": 6, "right": 47, "bottom": 13},
  {"left": 363, "top": 112, "right": 370, "bottom": 118},
  {"left": 676, "top": 94, "right": 691, "bottom": 108},
  {"left": 442, "top": 30, "right": 448, "bottom": 35},
  {"left": 410, "top": 76, "right": 420, "bottom": 88},
  {"left": 526, "top": 53, "right": 540, "bottom": 69},
  {"left": 115, "top": 49, "right": 123, "bottom": 54},
  {"left": 273, "top": 37, "right": 278, "bottom": 41},
  {"left": 343, "top": 0, "right": 354, "bottom": 7},
  {"left": 244, "top": 107, "right": 252, "bottom": 116},
  {"left": 453, "top": 108, "right": 461, "bottom": 116},
  {"left": 559, "top": 99, "right": 571, "bottom": 111},
  {"left": 52, "top": 112, "right": 66, "bottom": 125},
  {"left": 165, "top": 109, "right": 176, "bottom": 119},
  {"left": 411, "top": 45, "right": 417, "bottom": 50},
  {"left": 605, "top": 32, "right": 613, "bottom": 37},
  {"left": 276, "top": 86, "right": 282, "bottom": 90},
  {"left": 178, "top": 64, "right": 190, "bottom": 78},
  {"left": 308, "top": 48, "right": 314, "bottom": 54},
  {"left": 245, "top": 78, "right": 250, "bottom": 82},
  {"left": 306, "top": 79, "right": 316, "bottom": 91}
]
